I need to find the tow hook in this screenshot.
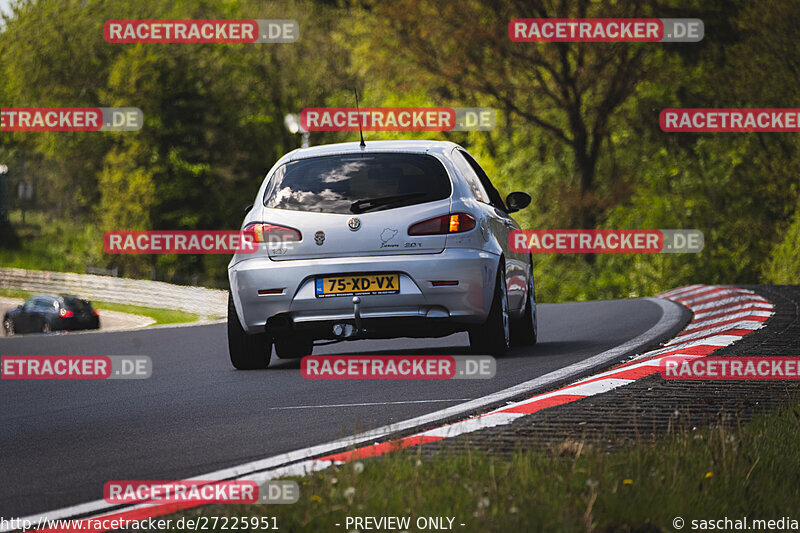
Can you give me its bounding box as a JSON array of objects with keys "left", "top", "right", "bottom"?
[
  {"left": 331, "top": 296, "right": 363, "bottom": 339},
  {"left": 352, "top": 296, "right": 362, "bottom": 332}
]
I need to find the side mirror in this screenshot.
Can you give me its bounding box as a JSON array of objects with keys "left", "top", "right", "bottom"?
[
  {"left": 505, "top": 191, "right": 531, "bottom": 213},
  {"left": 244, "top": 204, "right": 254, "bottom": 215}
]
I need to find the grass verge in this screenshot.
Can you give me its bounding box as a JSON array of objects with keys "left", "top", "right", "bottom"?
[
  {"left": 161, "top": 400, "right": 800, "bottom": 532},
  {"left": 0, "top": 288, "right": 200, "bottom": 325}
]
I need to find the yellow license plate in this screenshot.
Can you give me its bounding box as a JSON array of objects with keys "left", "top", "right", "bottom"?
[{"left": 315, "top": 273, "right": 399, "bottom": 297}]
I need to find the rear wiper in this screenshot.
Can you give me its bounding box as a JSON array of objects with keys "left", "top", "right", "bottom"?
[{"left": 350, "top": 192, "right": 427, "bottom": 214}]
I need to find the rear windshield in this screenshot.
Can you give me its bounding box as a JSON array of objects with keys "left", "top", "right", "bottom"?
[
  {"left": 64, "top": 298, "right": 93, "bottom": 312},
  {"left": 262, "top": 153, "right": 451, "bottom": 214}
]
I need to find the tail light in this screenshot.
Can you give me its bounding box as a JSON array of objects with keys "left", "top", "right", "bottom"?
[
  {"left": 92, "top": 309, "right": 99, "bottom": 317},
  {"left": 59, "top": 309, "right": 74, "bottom": 318},
  {"left": 242, "top": 222, "right": 302, "bottom": 244},
  {"left": 258, "top": 288, "right": 284, "bottom": 295},
  {"left": 408, "top": 213, "right": 476, "bottom": 236}
]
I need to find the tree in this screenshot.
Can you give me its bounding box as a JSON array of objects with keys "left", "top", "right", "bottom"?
[{"left": 359, "top": 0, "right": 670, "bottom": 229}]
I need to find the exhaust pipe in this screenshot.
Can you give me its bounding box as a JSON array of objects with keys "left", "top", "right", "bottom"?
[{"left": 332, "top": 322, "right": 356, "bottom": 338}]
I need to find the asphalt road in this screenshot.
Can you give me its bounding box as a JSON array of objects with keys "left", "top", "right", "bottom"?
[{"left": 0, "top": 298, "right": 669, "bottom": 518}]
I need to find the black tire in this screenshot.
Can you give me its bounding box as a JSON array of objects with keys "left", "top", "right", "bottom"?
[
  {"left": 274, "top": 336, "right": 314, "bottom": 358},
  {"left": 227, "top": 291, "right": 272, "bottom": 369},
  {"left": 3, "top": 317, "right": 14, "bottom": 336},
  {"left": 41, "top": 320, "right": 51, "bottom": 333},
  {"left": 468, "top": 265, "right": 511, "bottom": 356},
  {"left": 511, "top": 267, "right": 538, "bottom": 347}
]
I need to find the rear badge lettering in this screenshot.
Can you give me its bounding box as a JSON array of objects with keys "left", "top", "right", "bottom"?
[{"left": 380, "top": 227, "right": 398, "bottom": 247}]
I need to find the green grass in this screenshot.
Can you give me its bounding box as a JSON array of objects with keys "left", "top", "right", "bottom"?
[
  {"left": 0, "top": 287, "right": 32, "bottom": 300},
  {"left": 0, "top": 209, "right": 104, "bottom": 273},
  {"left": 161, "top": 401, "right": 800, "bottom": 532},
  {"left": 88, "top": 301, "right": 201, "bottom": 324},
  {"left": 0, "top": 288, "right": 201, "bottom": 325}
]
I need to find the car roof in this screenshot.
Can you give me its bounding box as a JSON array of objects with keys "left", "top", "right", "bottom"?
[
  {"left": 27, "top": 294, "right": 89, "bottom": 303},
  {"left": 284, "top": 140, "right": 461, "bottom": 162}
]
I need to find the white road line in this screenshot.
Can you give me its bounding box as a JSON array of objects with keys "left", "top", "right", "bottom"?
[
  {"left": 685, "top": 310, "right": 772, "bottom": 330},
  {"left": 638, "top": 334, "right": 744, "bottom": 359},
  {"left": 502, "top": 377, "right": 634, "bottom": 404},
  {"left": 693, "top": 302, "right": 772, "bottom": 320},
  {"left": 678, "top": 288, "right": 740, "bottom": 305},
  {"left": 267, "top": 399, "right": 474, "bottom": 410},
  {"left": 658, "top": 284, "right": 705, "bottom": 299},
  {"left": 668, "top": 320, "right": 766, "bottom": 344},
  {"left": 420, "top": 412, "right": 526, "bottom": 438},
  {"left": 692, "top": 294, "right": 768, "bottom": 312}
]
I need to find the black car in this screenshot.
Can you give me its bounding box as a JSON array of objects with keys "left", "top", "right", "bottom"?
[{"left": 2, "top": 295, "right": 100, "bottom": 335}]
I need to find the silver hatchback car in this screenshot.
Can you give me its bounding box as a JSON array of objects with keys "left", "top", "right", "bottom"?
[{"left": 227, "top": 140, "right": 537, "bottom": 369}]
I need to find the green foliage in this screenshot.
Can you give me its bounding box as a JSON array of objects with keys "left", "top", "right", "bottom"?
[
  {"left": 0, "top": 0, "right": 798, "bottom": 297},
  {"left": 1, "top": 0, "right": 358, "bottom": 282},
  {"left": 97, "top": 141, "right": 156, "bottom": 275},
  {"left": 0, "top": 209, "right": 104, "bottom": 272},
  {"left": 763, "top": 204, "right": 800, "bottom": 284}
]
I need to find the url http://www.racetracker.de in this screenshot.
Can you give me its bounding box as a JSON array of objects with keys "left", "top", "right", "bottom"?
[{"left": 0, "top": 515, "right": 280, "bottom": 531}]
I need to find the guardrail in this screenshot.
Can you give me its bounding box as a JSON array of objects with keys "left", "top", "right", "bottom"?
[{"left": 0, "top": 267, "right": 226, "bottom": 317}]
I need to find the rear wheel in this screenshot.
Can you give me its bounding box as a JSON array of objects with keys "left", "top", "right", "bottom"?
[
  {"left": 469, "top": 266, "right": 510, "bottom": 356},
  {"left": 511, "top": 267, "right": 538, "bottom": 347},
  {"left": 40, "top": 320, "right": 51, "bottom": 333},
  {"left": 227, "top": 292, "right": 272, "bottom": 369},
  {"left": 3, "top": 318, "right": 14, "bottom": 336},
  {"left": 274, "top": 336, "right": 314, "bottom": 358}
]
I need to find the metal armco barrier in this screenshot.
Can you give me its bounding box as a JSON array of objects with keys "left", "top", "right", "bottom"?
[{"left": 0, "top": 267, "right": 226, "bottom": 317}]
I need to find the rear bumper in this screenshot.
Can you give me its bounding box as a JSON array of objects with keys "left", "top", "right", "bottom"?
[
  {"left": 53, "top": 317, "right": 100, "bottom": 331},
  {"left": 57, "top": 317, "right": 100, "bottom": 331},
  {"left": 228, "top": 249, "right": 499, "bottom": 337}
]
